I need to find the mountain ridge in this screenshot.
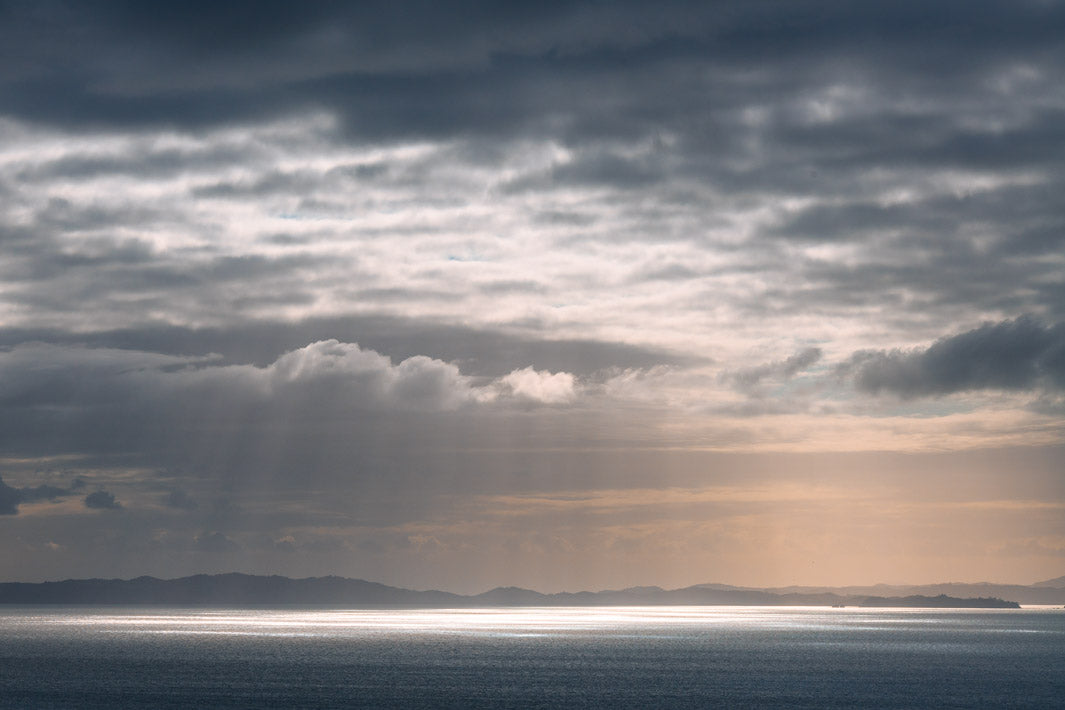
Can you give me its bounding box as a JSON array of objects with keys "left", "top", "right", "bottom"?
[{"left": 0, "top": 573, "right": 1054, "bottom": 607}]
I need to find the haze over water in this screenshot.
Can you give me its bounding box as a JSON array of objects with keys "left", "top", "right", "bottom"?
[{"left": 2, "top": 606, "right": 1062, "bottom": 708}]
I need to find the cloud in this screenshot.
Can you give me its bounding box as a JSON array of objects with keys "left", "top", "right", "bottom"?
[
  {"left": 0, "top": 339, "right": 595, "bottom": 427},
  {"left": 195, "top": 531, "right": 241, "bottom": 553},
  {"left": 0, "top": 1, "right": 1064, "bottom": 589},
  {"left": 84, "top": 490, "right": 121, "bottom": 510},
  {"left": 163, "top": 489, "right": 198, "bottom": 511},
  {"left": 0, "top": 315, "right": 691, "bottom": 381},
  {"left": 17, "top": 484, "right": 71, "bottom": 504},
  {"left": 498, "top": 367, "right": 577, "bottom": 404},
  {"left": 0, "top": 474, "right": 75, "bottom": 515},
  {"left": 266, "top": 340, "right": 479, "bottom": 411},
  {"left": 0, "top": 339, "right": 605, "bottom": 479},
  {"left": 723, "top": 347, "right": 823, "bottom": 391},
  {"left": 0, "top": 476, "right": 20, "bottom": 515},
  {"left": 846, "top": 317, "right": 1065, "bottom": 397},
  {"left": 3, "top": 1, "right": 1063, "bottom": 137}
]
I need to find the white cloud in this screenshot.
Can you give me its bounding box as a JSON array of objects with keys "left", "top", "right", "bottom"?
[
  {"left": 267, "top": 340, "right": 475, "bottom": 410},
  {"left": 498, "top": 367, "right": 577, "bottom": 404}
]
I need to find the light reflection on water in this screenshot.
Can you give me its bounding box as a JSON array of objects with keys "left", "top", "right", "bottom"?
[
  {"left": 8, "top": 605, "right": 1061, "bottom": 638},
  {"left": 1, "top": 606, "right": 1062, "bottom": 708}
]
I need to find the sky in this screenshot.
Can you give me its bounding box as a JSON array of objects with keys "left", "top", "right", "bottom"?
[{"left": 0, "top": 0, "right": 1063, "bottom": 593}]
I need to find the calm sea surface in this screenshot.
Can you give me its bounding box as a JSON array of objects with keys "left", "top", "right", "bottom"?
[{"left": 1, "top": 606, "right": 1062, "bottom": 708}]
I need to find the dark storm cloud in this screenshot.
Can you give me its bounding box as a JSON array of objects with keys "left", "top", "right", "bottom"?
[
  {"left": 0, "top": 476, "right": 21, "bottom": 515},
  {"left": 0, "top": 474, "right": 75, "bottom": 515},
  {"left": 2, "top": 1, "right": 1063, "bottom": 138},
  {"left": 847, "top": 317, "right": 1065, "bottom": 398},
  {"left": 84, "top": 490, "right": 121, "bottom": 509}
]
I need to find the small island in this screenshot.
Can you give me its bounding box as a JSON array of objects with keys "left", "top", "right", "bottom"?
[{"left": 855, "top": 594, "right": 1019, "bottom": 609}]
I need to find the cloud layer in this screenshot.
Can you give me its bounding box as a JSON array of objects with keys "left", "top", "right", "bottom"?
[{"left": 0, "top": 1, "right": 1063, "bottom": 589}]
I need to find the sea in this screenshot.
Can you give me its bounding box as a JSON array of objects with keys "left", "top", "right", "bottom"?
[{"left": 1, "top": 606, "right": 1062, "bottom": 708}]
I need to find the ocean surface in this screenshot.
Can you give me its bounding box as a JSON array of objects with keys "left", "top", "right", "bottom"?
[{"left": 1, "top": 606, "right": 1062, "bottom": 708}]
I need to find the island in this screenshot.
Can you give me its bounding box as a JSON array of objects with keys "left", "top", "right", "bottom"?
[{"left": 855, "top": 594, "right": 1018, "bottom": 609}]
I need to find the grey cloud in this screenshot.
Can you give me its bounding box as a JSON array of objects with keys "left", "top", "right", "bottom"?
[
  {"left": 0, "top": 210, "right": 326, "bottom": 323},
  {"left": 532, "top": 210, "right": 597, "bottom": 227},
  {"left": 0, "top": 474, "right": 76, "bottom": 515},
  {"left": 631, "top": 263, "right": 701, "bottom": 283},
  {"left": 84, "top": 490, "right": 121, "bottom": 510},
  {"left": 195, "top": 531, "right": 241, "bottom": 553},
  {"left": 0, "top": 476, "right": 20, "bottom": 515},
  {"left": 259, "top": 233, "right": 313, "bottom": 246},
  {"left": 0, "top": 339, "right": 581, "bottom": 464},
  {"left": 708, "top": 399, "right": 817, "bottom": 418},
  {"left": 0, "top": 314, "right": 694, "bottom": 377},
  {"left": 502, "top": 150, "right": 665, "bottom": 193},
  {"left": 191, "top": 170, "right": 325, "bottom": 200},
  {"left": 16, "top": 483, "right": 72, "bottom": 504},
  {"left": 192, "top": 161, "right": 394, "bottom": 200},
  {"left": 745, "top": 231, "right": 1065, "bottom": 328},
  {"left": 477, "top": 280, "right": 548, "bottom": 295},
  {"left": 771, "top": 201, "right": 951, "bottom": 243},
  {"left": 0, "top": 341, "right": 658, "bottom": 524},
  {"left": 847, "top": 317, "right": 1065, "bottom": 398},
  {"left": 0, "top": 345, "right": 198, "bottom": 408},
  {"left": 14, "top": 144, "right": 264, "bottom": 185},
  {"left": 163, "top": 489, "right": 198, "bottom": 511},
  {"left": 2, "top": 3, "right": 1063, "bottom": 344},
  {"left": 2, "top": 1, "right": 1062, "bottom": 141},
  {"left": 1029, "top": 394, "right": 1065, "bottom": 417},
  {"left": 769, "top": 183, "right": 1065, "bottom": 268},
  {"left": 351, "top": 287, "right": 465, "bottom": 304},
  {"left": 24, "top": 199, "right": 167, "bottom": 238},
  {"left": 724, "top": 347, "right": 823, "bottom": 390}
]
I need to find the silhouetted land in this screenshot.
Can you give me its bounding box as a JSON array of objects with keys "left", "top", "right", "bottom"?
[{"left": 0, "top": 573, "right": 1047, "bottom": 607}]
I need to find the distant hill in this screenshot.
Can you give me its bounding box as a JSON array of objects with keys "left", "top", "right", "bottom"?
[
  {"left": 0, "top": 574, "right": 463, "bottom": 607},
  {"left": 0, "top": 574, "right": 1032, "bottom": 608},
  {"left": 1032, "top": 575, "right": 1065, "bottom": 588}
]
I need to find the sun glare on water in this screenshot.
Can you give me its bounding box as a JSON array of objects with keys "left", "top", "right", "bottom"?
[{"left": 27, "top": 606, "right": 1032, "bottom": 640}]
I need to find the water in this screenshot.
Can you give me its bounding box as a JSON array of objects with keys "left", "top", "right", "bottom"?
[{"left": 1, "top": 606, "right": 1061, "bottom": 708}]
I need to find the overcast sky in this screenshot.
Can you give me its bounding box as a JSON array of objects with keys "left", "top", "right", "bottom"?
[{"left": 1, "top": 0, "right": 1063, "bottom": 592}]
